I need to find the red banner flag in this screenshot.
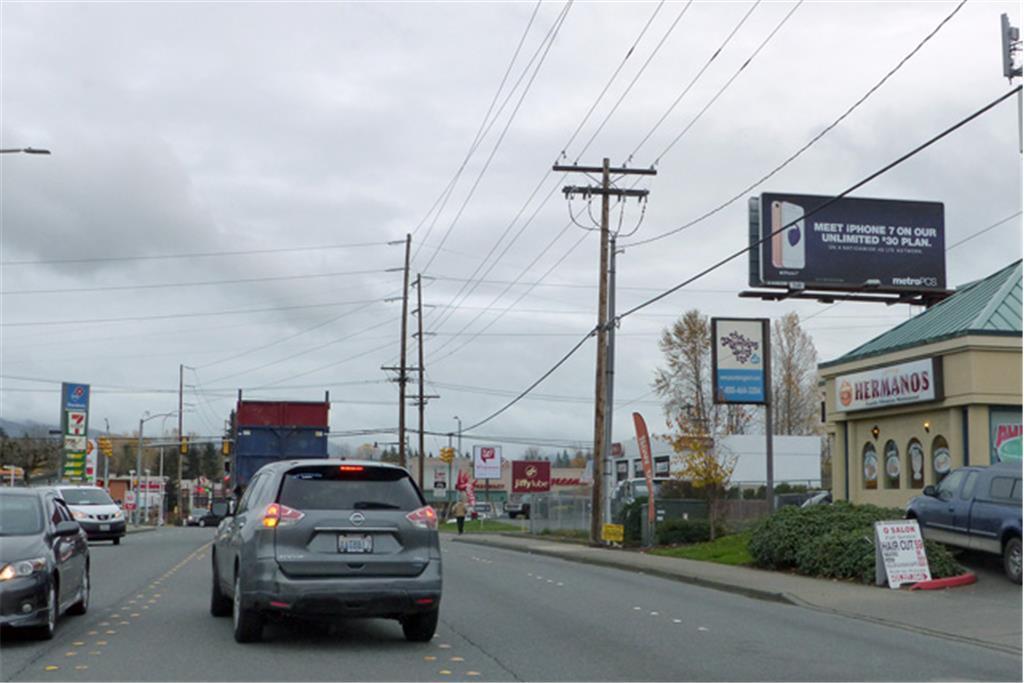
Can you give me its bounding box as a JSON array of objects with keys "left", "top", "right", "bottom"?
[{"left": 632, "top": 412, "right": 656, "bottom": 527}]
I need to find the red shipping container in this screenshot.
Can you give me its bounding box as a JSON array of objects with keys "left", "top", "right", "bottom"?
[{"left": 236, "top": 400, "right": 329, "bottom": 428}]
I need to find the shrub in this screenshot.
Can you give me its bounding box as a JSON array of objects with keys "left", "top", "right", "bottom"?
[
  {"left": 656, "top": 518, "right": 719, "bottom": 546},
  {"left": 748, "top": 502, "right": 964, "bottom": 583}
]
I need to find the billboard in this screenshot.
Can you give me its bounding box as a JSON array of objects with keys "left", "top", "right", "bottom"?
[
  {"left": 711, "top": 319, "right": 769, "bottom": 404},
  {"left": 472, "top": 445, "right": 502, "bottom": 479},
  {"left": 749, "top": 193, "right": 945, "bottom": 293},
  {"left": 512, "top": 461, "right": 551, "bottom": 493}
]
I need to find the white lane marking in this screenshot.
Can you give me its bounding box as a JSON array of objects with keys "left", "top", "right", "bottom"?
[
  {"left": 556, "top": 582, "right": 564, "bottom": 586},
  {"left": 672, "top": 619, "right": 682, "bottom": 624},
  {"left": 633, "top": 606, "right": 641, "bottom": 611},
  {"left": 698, "top": 626, "right": 709, "bottom": 632},
  {"left": 650, "top": 611, "right": 659, "bottom": 616}
]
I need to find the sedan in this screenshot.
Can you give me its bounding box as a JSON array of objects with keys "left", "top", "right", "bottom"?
[{"left": 0, "top": 488, "right": 90, "bottom": 639}]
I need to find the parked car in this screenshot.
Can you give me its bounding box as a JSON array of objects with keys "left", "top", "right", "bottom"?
[
  {"left": 187, "top": 504, "right": 229, "bottom": 528},
  {"left": 210, "top": 460, "right": 441, "bottom": 643},
  {"left": 54, "top": 485, "right": 126, "bottom": 544},
  {"left": 470, "top": 502, "right": 494, "bottom": 520},
  {"left": 0, "top": 488, "right": 90, "bottom": 639},
  {"left": 800, "top": 491, "right": 832, "bottom": 508},
  {"left": 906, "top": 461, "right": 1022, "bottom": 583},
  {"left": 505, "top": 495, "right": 531, "bottom": 519}
]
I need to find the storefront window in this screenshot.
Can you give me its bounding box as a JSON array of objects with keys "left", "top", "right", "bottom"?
[
  {"left": 863, "top": 443, "right": 878, "bottom": 490},
  {"left": 883, "top": 440, "right": 900, "bottom": 489},
  {"left": 907, "top": 439, "right": 925, "bottom": 489},
  {"left": 932, "top": 436, "right": 951, "bottom": 481}
]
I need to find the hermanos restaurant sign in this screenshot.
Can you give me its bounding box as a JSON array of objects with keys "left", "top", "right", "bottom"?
[{"left": 835, "top": 358, "right": 941, "bottom": 412}]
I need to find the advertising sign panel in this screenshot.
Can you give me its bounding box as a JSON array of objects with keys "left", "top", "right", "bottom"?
[
  {"left": 711, "top": 318, "right": 768, "bottom": 404},
  {"left": 61, "top": 382, "right": 90, "bottom": 481},
  {"left": 874, "top": 519, "right": 931, "bottom": 589},
  {"left": 990, "top": 407, "right": 1022, "bottom": 462},
  {"left": 512, "top": 461, "right": 551, "bottom": 493},
  {"left": 834, "top": 358, "right": 941, "bottom": 412},
  {"left": 433, "top": 467, "right": 447, "bottom": 490},
  {"left": 749, "top": 193, "right": 946, "bottom": 292},
  {"left": 472, "top": 445, "right": 501, "bottom": 480}
]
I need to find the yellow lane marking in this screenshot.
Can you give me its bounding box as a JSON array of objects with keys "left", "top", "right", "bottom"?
[
  {"left": 72, "top": 641, "right": 85, "bottom": 646},
  {"left": 438, "top": 643, "right": 451, "bottom": 649},
  {"left": 450, "top": 657, "right": 464, "bottom": 662},
  {"left": 111, "top": 614, "right": 120, "bottom": 618},
  {"left": 65, "top": 652, "right": 77, "bottom": 657},
  {"left": 424, "top": 656, "right": 437, "bottom": 662},
  {"left": 75, "top": 665, "right": 88, "bottom": 671},
  {"left": 466, "top": 672, "right": 481, "bottom": 677},
  {"left": 119, "top": 621, "right": 130, "bottom": 625},
  {"left": 154, "top": 593, "right": 161, "bottom": 597},
  {"left": 105, "top": 630, "right": 116, "bottom": 634},
  {"left": 99, "top": 621, "right": 109, "bottom": 626},
  {"left": 438, "top": 670, "right": 452, "bottom": 676},
  {"left": 87, "top": 631, "right": 97, "bottom": 635},
  {"left": 89, "top": 651, "right": 101, "bottom": 656},
  {"left": 130, "top": 613, "right": 140, "bottom": 617},
  {"left": 43, "top": 665, "right": 59, "bottom": 671},
  {"left": 142, "top": 606, "right": 149, "bottom": 609},
  {"left": 96, "top": 641, "right": 108, "bottom": 646}
]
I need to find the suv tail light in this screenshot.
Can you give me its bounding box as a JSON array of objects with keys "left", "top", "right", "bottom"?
[
  {"left": 406, "top": 505, "right": 438, "bottom": 530},
  {"left": 263, "top": 503, "right": 305, "bottom": 528}
]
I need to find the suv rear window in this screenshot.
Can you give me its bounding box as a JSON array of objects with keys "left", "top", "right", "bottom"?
[{"left": 278, "top": 465, "right": 424, "bottom": 511}]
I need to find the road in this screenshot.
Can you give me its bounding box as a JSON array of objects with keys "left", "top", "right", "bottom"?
[{"left": 1, "top": 528, "right": 1020, "bottom": 681}]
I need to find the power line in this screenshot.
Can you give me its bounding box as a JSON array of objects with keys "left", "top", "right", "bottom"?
[
  {"left": 0, "top": 241, "right": 389, "bottom": 267},
  {"left": 411, "top": 1, "right": 542, "bottom": 253},
  {"left": 624, "top": 0, "right": 968, "bottom": 248},
  {"left": 419, "top": 1, "right": 574, "bottom": 273},
  {"left": 627, "top": 0, "right": 763, "bottom": 163},
  {"left": 0, "top": 297, "right": 385, "bottom": 328},
  {"left": 1, "top": 268, "right": 390, "bottom": 296},
  {"left": 644, "top": 0, "right": 803, "bottom": 166},
  {"left": 947, "top": 210, "right": 1023, "bottom": 250}
]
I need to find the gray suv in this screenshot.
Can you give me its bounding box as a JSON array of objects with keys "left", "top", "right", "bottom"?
[{"left": 210, "top": 460, "right": 441, "bottom": 643}]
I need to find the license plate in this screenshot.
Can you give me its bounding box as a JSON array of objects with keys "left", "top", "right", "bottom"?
[
  {"left": 337, "top": 534, "right": 372, "bottom": 553},
  {"left": 99, "top": 524, "right": 110, "bottom": 531}
]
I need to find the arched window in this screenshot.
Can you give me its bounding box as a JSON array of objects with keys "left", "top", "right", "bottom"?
[
  {"left": 907, "top": 439, "right": 925, "bottom": 489},
  {"left": 932, "top": 436, "right": 951, "bottom": 482},
  {"left": 883, "top": 440, "right": 900, "bottom": 489},
  {"left": 863, "top": 443, "right": 878, "bottom": 490}
]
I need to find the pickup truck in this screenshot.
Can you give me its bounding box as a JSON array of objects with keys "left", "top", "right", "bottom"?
[
  {"left": 906, "top": 460, "right": 1022, "bottom": 583},
  {"left": 505, "top": 495, "right": 531, "bottom": 519}
]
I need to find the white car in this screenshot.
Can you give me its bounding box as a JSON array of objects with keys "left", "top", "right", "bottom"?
[{"left": 54, "top": 485, "right": 126, "bottom": 544}]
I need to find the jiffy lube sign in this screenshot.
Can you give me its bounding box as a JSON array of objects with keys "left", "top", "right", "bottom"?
[{"left": 711, "top": 318, "right": 768, "bottom": 405}]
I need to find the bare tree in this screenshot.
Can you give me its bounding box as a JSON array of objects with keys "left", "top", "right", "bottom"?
[
  {"left": 653, "top": 309, "right": 753, "bottom": 436},
  {"left": 771, "top": 312, "right": 821, "bottom": 436},
  {"left": 0, "top": 432, "right": 60, "bottom": 483},
  {"left": 523, "top": 446, "right": 543, "bottom": 460}
]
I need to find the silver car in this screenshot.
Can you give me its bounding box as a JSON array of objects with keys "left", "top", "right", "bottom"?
[{"left": 210, "top": 460, "right": 441, "bottom": 643}]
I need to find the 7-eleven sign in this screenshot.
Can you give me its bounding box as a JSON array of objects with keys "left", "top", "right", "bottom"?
[{"left": 66, "top": 411, "right": 87, "bottom": 436}]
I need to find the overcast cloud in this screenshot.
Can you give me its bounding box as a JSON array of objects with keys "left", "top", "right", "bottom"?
[{"left": 2, "top": 0, "right": 1021, "bottom": 454}]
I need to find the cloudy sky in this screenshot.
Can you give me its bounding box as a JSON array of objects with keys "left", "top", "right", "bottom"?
[{"left": 2, "top": 0, "right": 1021, "bottom": 455}]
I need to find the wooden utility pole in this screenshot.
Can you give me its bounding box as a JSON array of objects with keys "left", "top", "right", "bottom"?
[
  {"left": 552, "top": 159, "right": 655, "bottom": 545},
  {"left": 398, "top": 234, "right": 412, "bottom": 468},
  {"left": 177, "top": 363, "right": 184, "bottom": 517}
]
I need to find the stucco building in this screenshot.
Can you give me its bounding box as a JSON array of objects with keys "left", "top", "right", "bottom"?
[{"left": 820, "top": 260, "right": 1022, "bottom": 507}]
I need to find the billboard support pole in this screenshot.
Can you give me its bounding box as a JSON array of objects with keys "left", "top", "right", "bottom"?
[{"left": 764, "top": 318, "right": 775, "bottom": 512}]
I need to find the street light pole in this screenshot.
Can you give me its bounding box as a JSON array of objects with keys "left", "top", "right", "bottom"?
[
  {"left": 135, "top": 419, "right": 144, "bottom": 526},
  {"left": 454, "top": 416, "right": 463, "bottom": 459},
  {"left": 103, "top": 418, "right": 111, "bottom": 492}
]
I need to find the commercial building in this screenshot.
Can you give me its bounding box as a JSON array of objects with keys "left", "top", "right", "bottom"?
[{"left": 820, "top": 260, "right": 1022, "bottom": 507}]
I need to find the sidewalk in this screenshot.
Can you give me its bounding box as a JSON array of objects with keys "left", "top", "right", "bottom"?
[{"left": 453, "top": 533, "right": 1023, "bottom": 655}]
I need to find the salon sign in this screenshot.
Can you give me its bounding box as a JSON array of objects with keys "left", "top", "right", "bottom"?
[{"left": 835, "top": 358, "right": 941, "bottom": 412}]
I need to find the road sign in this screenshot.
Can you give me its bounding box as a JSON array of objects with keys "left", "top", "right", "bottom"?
[
  {"left": 473, "top": 445, "right": 501, "bottom": 479},
  {"left": 433, "top": 468, "right": 447, "bottom": 490},
  {"left": 124, "top": 490, "right": 137, "bottom": 511},
  {"left": 601, "top": 523, "right": 624, "bottom": 543}
]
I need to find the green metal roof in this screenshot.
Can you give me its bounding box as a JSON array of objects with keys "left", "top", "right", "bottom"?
[{"left": 821, "top": 260, "right": 1022, "bottom": 368}]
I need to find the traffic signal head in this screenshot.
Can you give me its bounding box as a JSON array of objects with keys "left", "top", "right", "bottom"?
[
  {"left": 98, "top": 436, "right": 113, "bottom": 457},
  {"left": 180, "top": 436, "right": 189, "bottom": 455},
  {"left": 221, "top": 439, "right": 231, "bottom": 456}
]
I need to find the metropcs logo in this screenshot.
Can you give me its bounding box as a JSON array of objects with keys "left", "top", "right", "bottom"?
[{"left": 834, "top": 358, "right": 940, "bottom": 412}]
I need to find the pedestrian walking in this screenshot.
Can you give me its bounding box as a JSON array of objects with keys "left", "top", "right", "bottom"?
[{"left": 452, "top": 498, "right": 468, "bottom": 535}]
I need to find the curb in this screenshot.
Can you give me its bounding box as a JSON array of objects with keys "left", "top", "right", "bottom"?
[
  {"left": 908, "top": 572, "right": 978, "bottom": 591},
  {"left": 452, "top": 536, "right": 795, "bottom": 606},
  {"left": 126, "top": 526, "right": 157, "bottom": 534}
]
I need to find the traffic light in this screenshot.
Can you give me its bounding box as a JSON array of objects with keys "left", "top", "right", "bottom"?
[
  {"left": 179, "top": 436, "right": 189, "bottom": 455},
  {"left": 221, "top": 439, "right": 231, "bottom": 456},
  {"left": 98, "top": 436, "right": 113, "bottom": 458},
  {"left": 440, "top": 447, "right": 455, "bottom": 464}
]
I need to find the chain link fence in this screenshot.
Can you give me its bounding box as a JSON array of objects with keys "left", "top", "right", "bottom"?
[{"left": 527, "top": 493, "right": 592, "bottom": 535}]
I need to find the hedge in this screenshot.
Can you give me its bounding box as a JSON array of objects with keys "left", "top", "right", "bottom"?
[
  {"left": 656, "top": 518, "right": 723, "bottom": 546},
  {"left": 748, "top": 501, "right": 964, "bottom": 583}
]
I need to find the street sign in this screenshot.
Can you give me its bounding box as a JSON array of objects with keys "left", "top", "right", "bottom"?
[
  {"left": 433, "top": 468, "right": 447, "bottom": 490},
  {"left": 124, "top": 490, "right": 137, "bottom": 511},
  {"left": 874, "top": 520, "right": 931, "bottom": 588},
  {"left": 473, "top": 445, "right": 501, "bottom": 480}
]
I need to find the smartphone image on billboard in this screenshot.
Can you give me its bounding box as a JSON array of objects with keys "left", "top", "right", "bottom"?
[
  {"left": 780, "top": 201, "right": 805, "bottom": 270},
  {"left": 771, "top": 201, "right": 783, "bottom": 268}
]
